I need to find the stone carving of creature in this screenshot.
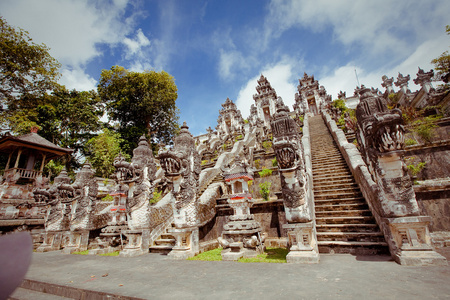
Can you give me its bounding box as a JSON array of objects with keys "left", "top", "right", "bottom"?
[
  {"left": 270, "top": 98, "right": 311, "bottom": 223},
  {"left": 355, "top": 87, "right": 419, "bottom": 217},
  {"left": 127, "top": 136, "right": 157, "bottom": 229},
  {"left": 42, "top": 169, "right": 73, "bottom": 232},
  {"left": 70, "top": 162, "right": 98, "bottom": 231},
  {"left": 158, "top": 122, "right": 201, "bottom": 228}
]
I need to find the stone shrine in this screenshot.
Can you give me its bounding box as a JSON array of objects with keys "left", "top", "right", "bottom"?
[{"left": 218, "top": 157, "right": 264, "bottom": 261}]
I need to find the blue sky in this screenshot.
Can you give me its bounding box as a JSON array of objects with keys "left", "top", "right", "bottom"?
[{"left": 1, "top": 0, "right": 449, "bottom": 136}]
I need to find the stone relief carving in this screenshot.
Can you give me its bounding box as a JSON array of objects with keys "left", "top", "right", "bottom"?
[
  {"left": 355, "top": 87, "right": 419, "bottom": 217},
  {"left": 158, "top": 122, "right": 201, "bottom": 228},
  {"left": 271, "top": 97, "right": 311, "bottom": 223}
]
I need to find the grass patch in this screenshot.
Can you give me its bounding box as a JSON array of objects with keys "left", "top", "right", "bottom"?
[
  {"left": 72, "top": 250, "right": 89, "bottom": 255},
  {"left": 187, "top": 247, "right": 223, "bottom": 261},
  {"left": 98, "top": 251, "right": 120, "bottom": 256},
  {"left": 187, "top": 247, "right": 288, "bottom": 263},
  {"left": 238, "top": 248, "right": 288, "bottom": 263}
]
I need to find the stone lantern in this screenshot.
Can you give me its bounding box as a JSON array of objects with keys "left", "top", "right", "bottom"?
[{"left": 218, "top": 157, "right": 265, "bottom": 261}]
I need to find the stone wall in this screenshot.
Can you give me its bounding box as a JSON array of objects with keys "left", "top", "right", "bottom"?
[
  {"left": 249, "top": 171, "right": 281, "bottom": 200},
  {"left": 404, "top": 141, "right": 450, "bottom": 180},
  {"left": 199, "top": 199, "right": 287, "bottom": 244},
  {"left": 417, "top": 198, "right": 450, "bottom": 231}
]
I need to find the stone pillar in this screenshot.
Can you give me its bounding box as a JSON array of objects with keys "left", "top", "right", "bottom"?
[
  {"left": 119, "top": 229, "right": 151, "bottom": 257},
  {"left": 36, "top": 231, "right": 63, "bottom": 252},
  {"left": 61, "top": 230, "right": 89, "bottom": 254},
  {"left": 167, "top": 227, "right": 199, "bottom": 259}
]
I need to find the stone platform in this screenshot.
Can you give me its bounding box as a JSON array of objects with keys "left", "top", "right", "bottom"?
[{"left": 8, "top": 250, "right": 450, "bottom": 300}]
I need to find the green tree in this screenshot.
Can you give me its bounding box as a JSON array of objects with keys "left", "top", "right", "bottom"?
[
  {"left": 0, "top": 17, "right": 60, "bottom": 132},
  {"left": 431, "top": 25, "right": 450, "bottom": 83},
  {"left": 29, "top": 86, "right": 104, "bottom": 172},
  {"left": 98, "top": 66, "right": 179, "bottom": 155},
  {"left": 85, "top": 128, "right": 129, "bottom": 178}
]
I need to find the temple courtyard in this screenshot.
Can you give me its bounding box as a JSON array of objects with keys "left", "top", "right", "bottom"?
[{"left": 10, "top": 250, "right": 450, "bottom": 300}]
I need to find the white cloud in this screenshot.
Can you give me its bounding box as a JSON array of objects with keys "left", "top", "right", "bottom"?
[
  {"left": 319, "top": 36, "right": 449, "bottom": 100},
  {"left": 218, "top": 49, "right": 249, "bottom": 81},
  {"left": 59, "top": 68, "right": 97, "bottom": 91},
  {"left": 0, "top": 0, "right": 142, "bottom": 90},
  {"left": 236, "top": 61, "right": 298, "bottom": 118},
  {"left": 123, "top": 29, "right": 151, "bottom": 55},
  {"left": 266, "top": 0, "right": 450, "bottom": 57},
  {"left": 0, "top": 0, "right": 135, "bottom": 66}
]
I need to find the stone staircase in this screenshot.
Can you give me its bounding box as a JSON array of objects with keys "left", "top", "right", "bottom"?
[
  {"left": 309, "top": 115, "right": 389, "bottom": 255},
  {"left": 149, "top": 228, "right": 176, "bottom": 254}
]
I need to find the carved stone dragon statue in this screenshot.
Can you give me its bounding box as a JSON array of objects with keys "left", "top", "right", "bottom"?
[
  {"left": 355, "top": 87, "right": 419, "bottom": 218},
  {"left": 158, "top": 122, "right": 201, "bottom": 228},
  {"left": 270, "top": 97, "right": 312, "bottom": 223}
]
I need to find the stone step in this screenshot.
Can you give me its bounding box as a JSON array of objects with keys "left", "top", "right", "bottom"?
[
  {"left": 315, "top": 209, "right": 372, "bottom": 217},
  {"left": 154, "top": 238, "right": 175, "bottom": 246},
  {"left": 312, "top": 173, "right": 354, "bottom": 181},
  {"left": 314, "top": 188, "right": 362, "bottom": 198},
  {"left": 316, "top": 216, "right": 376, "bottom": 225},
  {"left": 312, "top": 151, "right": 341, "bottom": 158},
  {"left": 314, "top": 196, "right": 367, "bottom": 205},
  {"left": 312, "top": 159, "right": 346, "bottom": 166},
  {"left": 315, "top": 202, "right": 368, "bottom": 211},
  {"left": 316, "top": 231, "right": 386, "bottom": 242},
  {"left": 316, "top": 223, "right": 379, "bottom": 232},
  {"left": 313, "top": 177, "right": 355, "bottom": 185},
  {"left": 312, "top": 164, "right": 349, "bottom": 173},
  {"left": 313, "top": 182, "right": 359, "bottom": 191},
  {"left": 317, "top": 241, "right": 389, "bottom": 255},
  {"left": 314, "top": 194, "right": 364, "bottom": 202},
  {"left": 312, "top": 168, "right": 351, "bottom": 176},
  {"left": 10, "top": 287, "right": 72, "bottom": 300},
  {"left": 149, "top": 244, "right": 173, "bottom": 254}
]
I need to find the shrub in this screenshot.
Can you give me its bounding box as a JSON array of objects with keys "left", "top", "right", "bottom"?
[
  {"left": 101, "top": 194, "right": 114, "bottom": 202},
  {"left": 149, "top": 188, "right": 162, "bottom": 205},
  {"left": 412, "top": 117, "right": 437, "bottom": 144},
  {"left": 405, "top": 138, "right": 418, "bottom": 146},
  {"left": 254, "top": 159, "right": 261, "bottom": 169},
  {"left": 258, "top": 168, "right": 273, "bottom": 177},
  {"left": 405, "top": 159, "right": 426, "bottom": 177},
  {"left": 262, "top": 140, "right": 272, "bottom": 151},
  {"left": 272, "top": 158, "right": 277, "bottom": 167},
  {"left": 259, "top": 182, "right": 271, "bottom": 201}
]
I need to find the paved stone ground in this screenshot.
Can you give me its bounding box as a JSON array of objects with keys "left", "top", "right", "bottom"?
[{"left": 13, "top": 251, "right": 450, "bottom": 300}]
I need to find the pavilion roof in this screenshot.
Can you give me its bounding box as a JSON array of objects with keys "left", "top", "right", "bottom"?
[{"left": 0, "top": 132, "right": 73, "bottom": 159}]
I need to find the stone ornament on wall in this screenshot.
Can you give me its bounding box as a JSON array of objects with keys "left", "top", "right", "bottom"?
[
  {"left": 355, "top": 87, "right": 419, "bottom": 218},
  {"left": 158, "top": 122, "right": 201, "bottom": 229},
  {"left": 271, "top": 97, "right": 311, "bottom": 223}
]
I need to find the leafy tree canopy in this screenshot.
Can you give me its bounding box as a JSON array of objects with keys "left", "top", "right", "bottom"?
[
  {"left": 98, "top": 66, "right": 179, "bottom": 155},
  {"left": 85, "top": 128, "right": 129, "bottom": 178},
  {"left": 0, "top": 16, "right": 60, "bottom": 131},
  {"left": 431, "top": 25, "right": 450, "bottom": 83}
]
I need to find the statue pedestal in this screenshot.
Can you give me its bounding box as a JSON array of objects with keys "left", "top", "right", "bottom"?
[
  {"left": 89, "top": 232, "right": 123, "bottom": 255},
  {"left": 36, "top": 231, "right": 63, "bottom": 252},
  {"left": 167, "top": 227, "right": 199, "bottom": 260},
  {"left": 386, "top": 216, "right": 447, "bottom": 266},
  {"left": 61, "top": 230, "right": 89, "bottom": 254},
  {"left": 119, "top": 229, "right": 150, "bottom": 257},
  {"left": 284, "top": 222, "right": 319, "bottom": 264}
]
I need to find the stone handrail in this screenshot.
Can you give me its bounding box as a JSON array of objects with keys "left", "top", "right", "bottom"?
[
  {"left": 197, "top": 127, "right": 257, "bottom": 195},
  {"left": 320, "top": 111, "right": 448, "bottom": 265},
  {"left": 302, "top": 113, "right": 317, "bottom": 219}
]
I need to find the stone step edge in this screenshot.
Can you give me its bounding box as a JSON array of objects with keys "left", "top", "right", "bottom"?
[
  {"left": 316, "top": 232, "right": 383, "bottom": 236},
  {"left": 19, "top": 279, "right": 142, "bottom": 300},
  {"left": 317, "top": 241, "right": 388, "bottom": 246}
]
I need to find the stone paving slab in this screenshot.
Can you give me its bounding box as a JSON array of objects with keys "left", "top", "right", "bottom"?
[{"left": 16, "top": 251, "right": 450, "bottom": 300}]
